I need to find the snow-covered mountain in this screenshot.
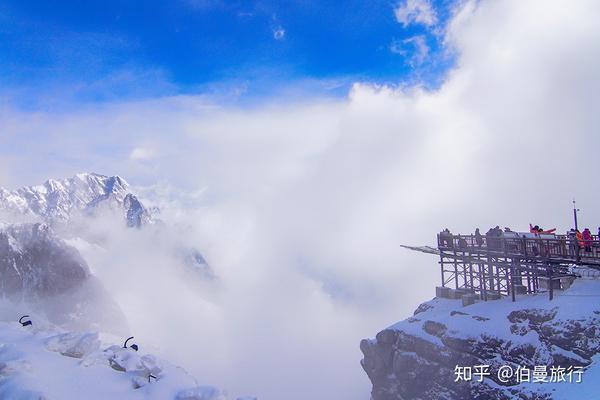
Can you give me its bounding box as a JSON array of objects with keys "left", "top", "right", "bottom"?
[
  {"left": 0, "top": 174, "right": 231, "bottom": 398},
  {"left": 0, "top": 172, "right": 211, "bottom": 275},
  {"left": 0, "top": 173, "right": 155, "bottom": 227},
  {"left": 361, "top": 275, "right": 600, "bottom": 400}
]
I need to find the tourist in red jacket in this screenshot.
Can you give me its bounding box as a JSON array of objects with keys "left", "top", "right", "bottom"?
[
  {"left": 576, "top": 230, "right": 585, "bottom": 250},
  {"left": 582, "top": 228, "right": 593, "bottom": 252}
]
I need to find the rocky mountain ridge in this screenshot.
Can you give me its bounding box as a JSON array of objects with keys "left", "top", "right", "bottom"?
[{"left": 0, "top": 172, "right": 155, "bottom": 227}]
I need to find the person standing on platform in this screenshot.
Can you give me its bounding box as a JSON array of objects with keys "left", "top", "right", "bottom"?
[
  {"left": 475, "top": 228, "right": 484, "bottom": 247},
  {"left": 576, "top": 229, "right": 585, "bottom": 250},
  {"left": 440, "top": 228, "right": 453, "bottom": 247},
  {"left": 583, "top": 228, "right": 593, "bottom": 252}
]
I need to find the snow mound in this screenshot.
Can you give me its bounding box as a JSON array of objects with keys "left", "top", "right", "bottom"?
[{"left": 45, "top": 332, "right": 101, "bottom": 359}]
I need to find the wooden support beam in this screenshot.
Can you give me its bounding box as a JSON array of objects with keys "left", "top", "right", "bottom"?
[{"left": 510, "top": 263, "right": 516, "bottom": 302}]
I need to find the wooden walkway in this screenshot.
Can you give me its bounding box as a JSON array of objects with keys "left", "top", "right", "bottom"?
[{"left": 437, "top": 232, "right": 600, "bottom": 301}]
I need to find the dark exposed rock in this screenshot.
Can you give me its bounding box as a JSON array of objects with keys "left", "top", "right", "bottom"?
[
  {"left": 508, "top": 308, "right": 557, "bottom": 325},
  {"left": 414, "top": 302, "right": 434, "bottom": 315},
  {"left": 423, "top": 320, "right": 447, "bottom": 337}
]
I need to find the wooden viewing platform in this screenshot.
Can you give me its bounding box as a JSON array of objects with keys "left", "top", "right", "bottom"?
[{"left": 437, "top": 232, "right": 600, "bottom": 302}]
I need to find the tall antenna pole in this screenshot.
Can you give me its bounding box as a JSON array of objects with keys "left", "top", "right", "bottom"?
[{"left": 573, "top": 199, "right": 579, "bottom": 231}]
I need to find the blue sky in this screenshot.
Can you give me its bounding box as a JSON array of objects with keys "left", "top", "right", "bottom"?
[{"left": 0, "top": 0, "right": 456, "bottom": 105}]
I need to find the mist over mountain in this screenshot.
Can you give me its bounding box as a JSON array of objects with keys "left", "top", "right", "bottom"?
[{"left": 0, "top": 174, "right": 231, "bottom": 398}]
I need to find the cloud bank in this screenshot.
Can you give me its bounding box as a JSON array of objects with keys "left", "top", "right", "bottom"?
[{"left": 1, "top": 1, "right": 600, "bottom": 399}]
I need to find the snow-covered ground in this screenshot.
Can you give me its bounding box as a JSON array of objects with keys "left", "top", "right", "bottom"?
[
  {"left": 0, "top": 321, "right": 243, "bottom": 400},
  {"left": 388, "top": 276, "right": 600, "bottom": 342}
]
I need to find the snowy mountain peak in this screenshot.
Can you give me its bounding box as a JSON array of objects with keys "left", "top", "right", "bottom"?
[{"left": 0, "top": 173, "right": 154, "bottom": 227}]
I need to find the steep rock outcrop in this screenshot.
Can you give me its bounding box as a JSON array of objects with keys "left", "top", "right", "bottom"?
[{"left": 361, "top": 279, "right": 600, "bottom": 400}]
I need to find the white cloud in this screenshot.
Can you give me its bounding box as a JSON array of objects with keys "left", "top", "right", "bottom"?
[
  {"left": 273, "top": 26, "right": 285, "bottom": 40},
  {"left": 2, "top": 1, "right": 600, "bottom": 399},
  {"left": 390, "top": 35, "right": 430, "bottom": 65},
  {"left": 394, "top": 0, "right": 438, "bottom": 27},
  {"left": 129, "top": 146, "right": 158, "bottom": 161},
  {"left": 0, "top": 157, "right": 14, "bottom": 187}
]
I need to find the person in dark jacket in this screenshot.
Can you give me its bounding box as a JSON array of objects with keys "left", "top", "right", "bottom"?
[
  {"left": 475, "top": 228, "right": 484, "bottom": 247},
  {"left": 568, "top": 229, "right": 577, "bottom": 256},
  {"left": 440, "top": 228, "right": 453, "bottom": 247},
  {"left": 486, "top": 226, "right": 502, "bottom": 249}
]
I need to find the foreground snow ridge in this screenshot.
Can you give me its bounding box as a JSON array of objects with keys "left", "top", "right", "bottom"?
[{"left": 0, "top": 322, "right": 250, "bottom": 400}]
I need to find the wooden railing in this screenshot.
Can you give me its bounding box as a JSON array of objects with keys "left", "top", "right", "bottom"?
[{"left": 437, "top": 232, "right": 600, "bottom": 264}]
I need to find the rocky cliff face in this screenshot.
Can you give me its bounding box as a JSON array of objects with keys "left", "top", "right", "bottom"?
[
  {"left": 0, "top": 222, "right": 89, "bottom": 298},
  {"left": 361, "top": 278, "right": 600, "bottom": 400},
  {"left": 0, "top": 222, "right": 127, "bottom": 333}
]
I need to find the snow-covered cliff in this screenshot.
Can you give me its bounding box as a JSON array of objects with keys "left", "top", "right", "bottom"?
[{"left": 361, "top": 276, "right": 600, "bottom": 400}]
